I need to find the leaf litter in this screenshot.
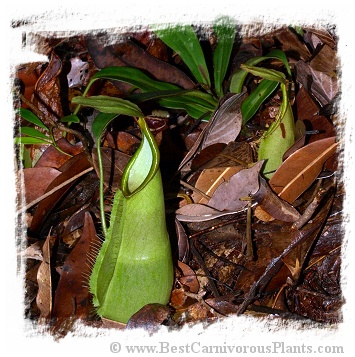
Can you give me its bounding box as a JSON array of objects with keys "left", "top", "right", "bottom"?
[{"left": 14, "top": 23, "right": 343, "bottom": 337}]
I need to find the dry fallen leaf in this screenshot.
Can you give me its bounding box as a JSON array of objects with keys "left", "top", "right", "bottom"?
[
  {"left": 208, "top": 161, "right": 263, "bottom": 211},
  {"left": 253, "top": 176, "right": 301, "bottom": 222},
  {"left": 191, "top": 166, "right": 243, "bottom": 204},
  {"left": 269, "top": 136, "right": 338, "bottom": 203},
  {"left": 36, "top": 233, "right": 56, "bottom": 320}
]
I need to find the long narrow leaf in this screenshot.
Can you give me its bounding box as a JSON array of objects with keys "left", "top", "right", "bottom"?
[
  {"left": 154, "top": 25, "right": 211, "bottom": 88},
  {"left": 19, "top": 127, "right": 50, "bottom": 140},
  {"left": 19, "top": 108, "right": 48, "bottom": 130},
  {"left": 14, "top": 137, "right": 52, "bottom": 145},
  {"left": 92, "top": 112, "right": 119, "bottom": 141},
  {"left": 230, "top": 49, "right": 291, "bottom": 93},
  {"left": 240, "top": 65, "right": 287, "bottom": 84},
  {"left": 213, "top": 16, "right": 236, "bottom": 98},
  {"left": 86, "top": 66, "right": 179, "bottom": 93},
  {"left": 241, "top": 79, "right": 279, "bottom": 124},
  {"left": 72, "top": 96, "right": 144, "bottom": 118}
]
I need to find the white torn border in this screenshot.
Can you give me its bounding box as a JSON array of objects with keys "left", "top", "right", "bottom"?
[{"left": 2, "top": 1, "right": 354, "bottom": 356}]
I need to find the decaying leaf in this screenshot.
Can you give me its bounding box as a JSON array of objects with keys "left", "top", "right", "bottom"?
[
  {"left": 20, "top": 167, "right": 61, "bottom": 206},
  {"left": 30, "top": 152, "right": 93, "bottom": 233},
  {"left": 52, "top": 212, "right": 99, "bottom": 322},
  {"left": 175, "top": 218, "right": 189, "bottom": 262},
  {"left": 36, "top": 233, "right": 56, "bottom": 320},
  {"left": 269, "top": 136, "right": 338, "bottom": 203},
  {"left": 253, "top": 176, "right": 301, "bottom": 222},
  {"left": 126, "top": 304, "right": 172, "bottom": 332},
  {"left": 237, "top": 185, "right": 335, "bottom": 315},
  {"left": 191, "top": 166, "right": 243, "bottom": 204},
  {"left": 176, "top": 203, "right": 244, "bottom": 222},
  {"left": 208, "top": 161, "right": 263, "bottom": 211},
  {"left": 179, "top": 92, "right": 246, "bottom": 171},
  {"left": 295, "top": 61, "right": 338, "bottom": 106}
]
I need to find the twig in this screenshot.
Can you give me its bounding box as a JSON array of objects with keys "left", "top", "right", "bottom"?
[{"left": 17, "top": 167, "right": 94, "bottom": 214}]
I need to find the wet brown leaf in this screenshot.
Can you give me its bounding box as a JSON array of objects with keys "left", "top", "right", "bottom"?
[{"left": 269, "top": 137, "right": 338, "bottom": 203}]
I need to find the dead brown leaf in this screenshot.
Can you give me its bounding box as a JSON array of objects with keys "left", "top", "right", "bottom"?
[{"left": 269, "top": 137, "right": 338, "bottom": 203}]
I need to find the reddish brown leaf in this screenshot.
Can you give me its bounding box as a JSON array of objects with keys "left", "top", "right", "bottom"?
[
  {"left": 303, "top": 115, "right": 337, "bottom": 143},
  {"left": 52, "top": 212, "right": 99, "bottom": 321},
  {"left": 295, "top": 86, "right": 319, "bottom": 121},
  {"left": 191, "top": 166, "right": 242, "bottom": 204},
  {"left": 295, "top": 60, "right": 338, "bottom": 106},
  {"left": 269, "top": 137, "right": 338, "bottom": 203},
  {"left": 86, "top": 35, "right": 195, "bottom": 89},
  {"left": 34, "top": 52, "right": 64, "bottom": 128},
  {"left": 30, "top": 152, "right": 92, "bottom": 233},
  {"left": 253, "top": 176, "right": 300, "bottom": 222},
  {"left": 126, "top": 304, "right": 172, "bottom": 331},
  {"left": 115, "top": 131, "right": 140, "bottom": 154},
  {"left": 20, "top": 167, "right": 61, "bottom": 206},
  {"left": 178, "top": 261, "right": 200, "bottom": 294},
  {"left": 35, "top": 138, "right": 84, "bottom": 169},
  {"left": 310, "top": 44, "right": 337, "bottom": 77}
]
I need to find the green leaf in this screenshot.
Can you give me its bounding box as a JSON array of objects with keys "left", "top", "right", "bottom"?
[
  {"left": 154, "top": 25, "right": 211, "bottom": 88},
  {"left": 213, "top": 16, "right": 236, "bottom": 98},
  {"left": 19, "top": 126, "right": 50, "bottom": 141},
  {"left": 60, "top": 114, "right": 80, "bottom": 124},
  {"left": 14, "top": 136, "right": 51, "bottom": 145},
  {"left": 19, "top": 108, "right": 48, "bottom": 130},
  {"left": 241, "top": 79, "right": 279, "bottom": 125},
  {"left": 240, "top": 64, "right": 287, "bottom": 84},
  {"left": 229, "top": 49, "right": 291, "bottom": 93},
  {"left": 72, "top": 96, "right": 144, "bottom": 118},
  {"left": 87, "top": 66, "right": 179, "bottom": 93},
  {"left": 91, "top": 112, "right": 118, "bottom": 141}
]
